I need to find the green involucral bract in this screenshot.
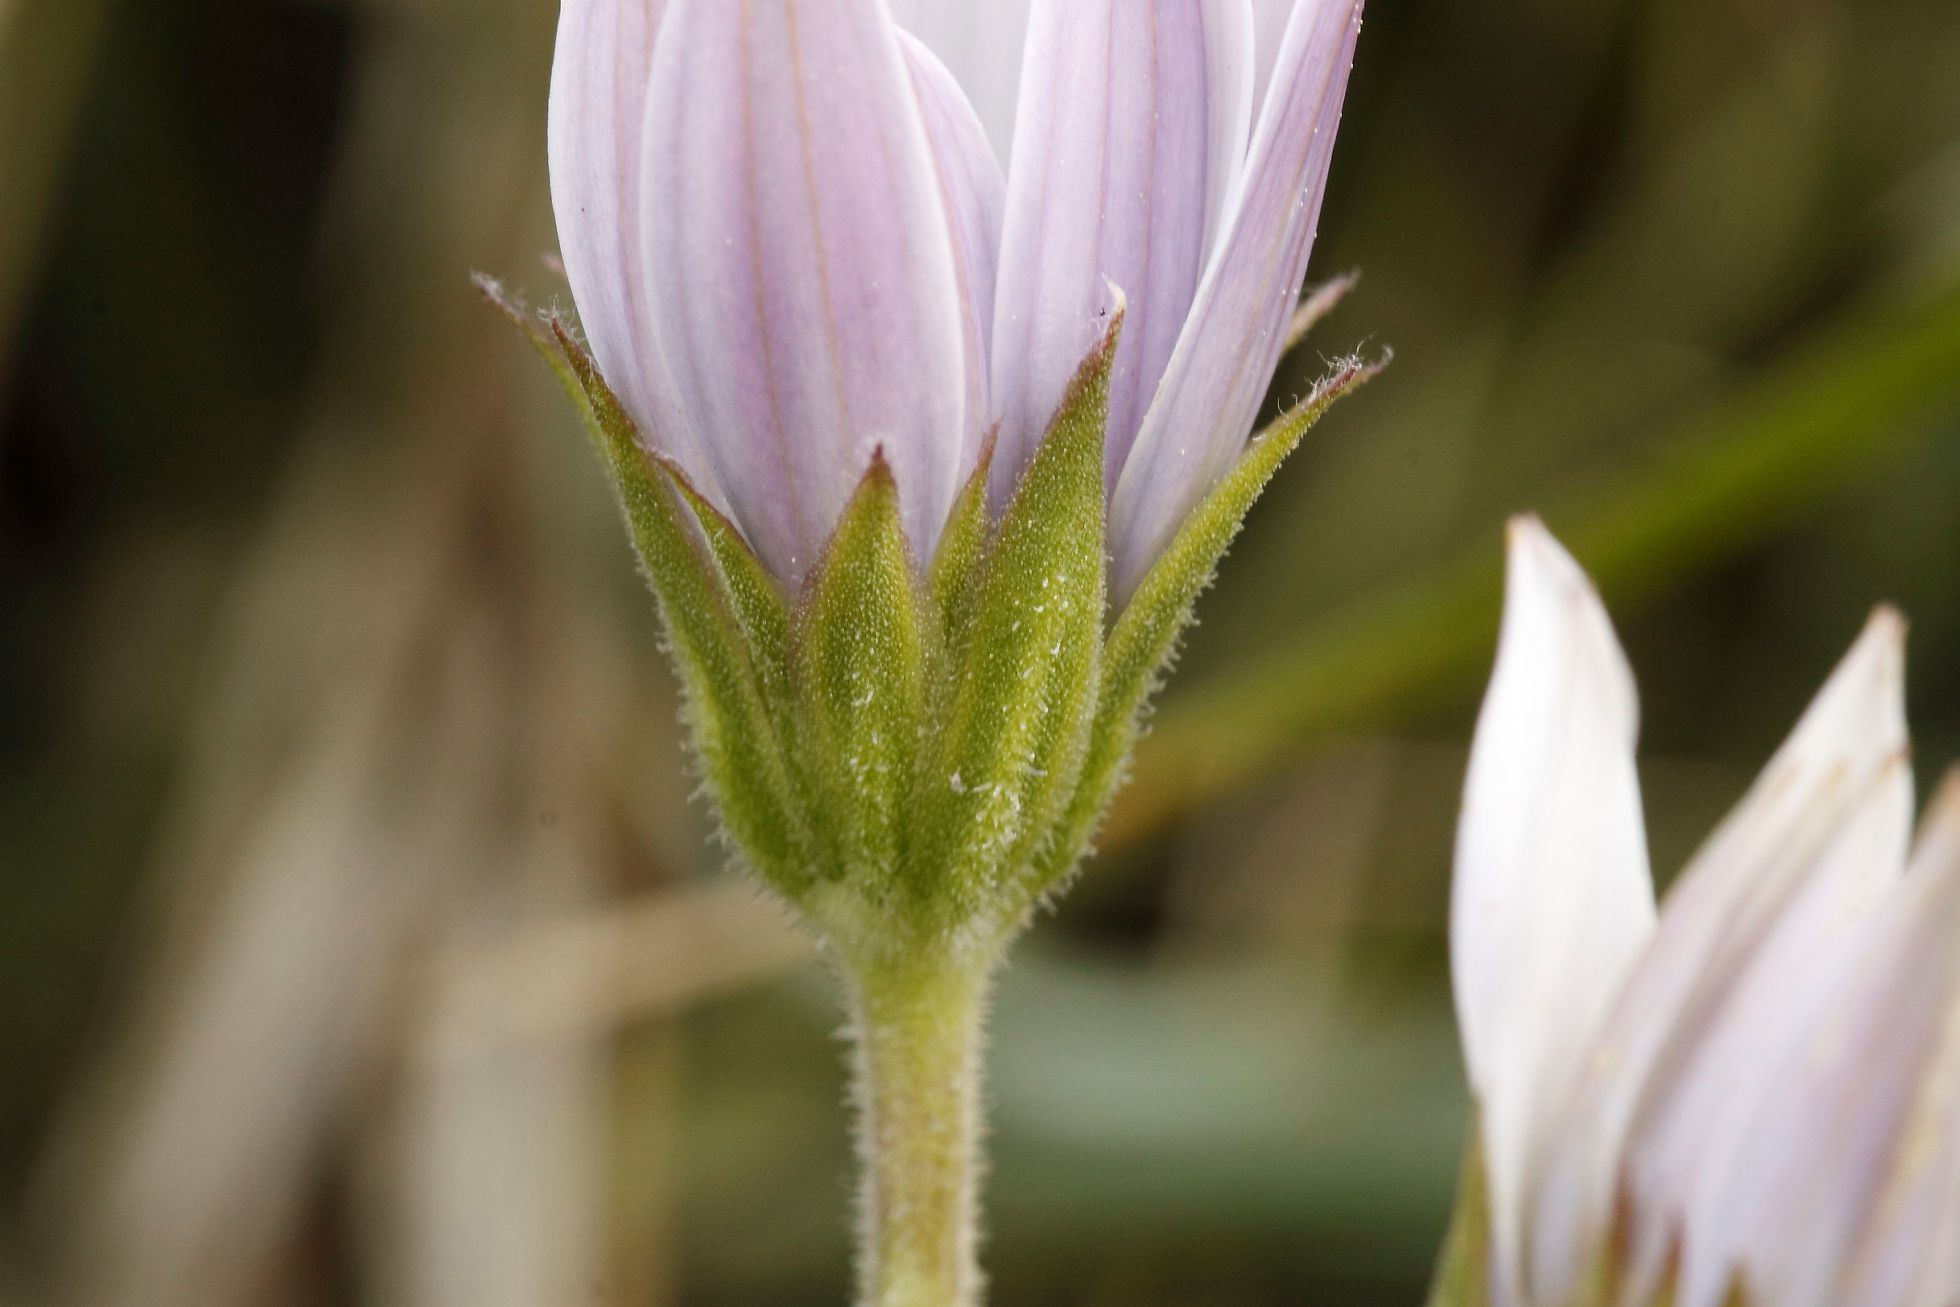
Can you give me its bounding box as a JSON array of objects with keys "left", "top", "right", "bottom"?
[
  {"left": 791, "top": 454, "right": 929, "bottom": 926},
  {"left": 480, "top": 276, "right": 1376, "bottom": 958},
  {"left": 1426, "top": 1126, "right": 1495, "bottom": 1307},
  {"left": 1028, "top": 354, "right": 1385, "bottom": 912},
  {"left": 900, "top": 312, "right": 1117, "bottom": 942}
]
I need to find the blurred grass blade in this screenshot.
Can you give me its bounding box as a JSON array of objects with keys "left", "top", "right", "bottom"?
[
  {"left": 1104, "top": 281, "right": 1960, "bottom": 849},
  {"left": 0, "top": 0, "right": 110, "bottom": 396}
]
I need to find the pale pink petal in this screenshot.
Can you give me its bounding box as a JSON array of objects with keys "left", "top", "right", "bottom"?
[
  {"left": 1625, "top": 750, "right": 1911, "bottom": 1307},
  {"left": 1682, "top": 775, "right": 1957, "bottom": 1307},
  {"left": 885, "top": 0, "right": 1034, "bottom": 163},
  {"left": 548, "top": 0, "right": 723, "bottom": 498},
  {"left": 1524, "top": 608, "right": 1911, "bottom": 1306},
  {"left": 640, "top": 0, "right": 968, "bottom": 584},
  {"left": 1108, "top": 0, "right": 1362, "bottom": 600},
  {"left": 1450, "top": 519, "right": 1656, "bottom": 1307},
  {"left": 900, "top": 32, "right": 1007, "bottom": 485},
  {"left": 1826, "top": 776, "right": 1960, "bottom": 1307},
  {"left": 1248, "top": 0, "right": 1297, "bottom": 110},
  {"left": 988, "top": 0, "right": 1257, "bottom": 508},
  {"left": 1199, "top": 2, "right": 1258, "bottom": 260}
]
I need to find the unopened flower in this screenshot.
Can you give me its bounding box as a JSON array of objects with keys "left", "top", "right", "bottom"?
[
  {"left": 547, "top": 0, "right": 1364, "bottom": 597},
  {"left": 501, "top": 11, "right": 1376, "bottom": 1303},
  {"left": 1444, "top": 518, "right": 1960, "bottom": 1307}
]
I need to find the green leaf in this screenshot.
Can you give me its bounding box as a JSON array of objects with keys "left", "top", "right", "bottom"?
[
  {"left": 908, "top": 312, "right": 1121, "bottom": 931},
  {"left": 479, "top": 279, "right": 816, "bottom": 901},
  {"left": 790, "top": 454, "right": 928, "bottom": 918},
  {"left": 1030, "top": 355, "right": 1384, "bottom": 899}
]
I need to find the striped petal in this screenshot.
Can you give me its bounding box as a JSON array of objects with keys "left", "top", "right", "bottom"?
[
  {"left": 1626, "top": 745, "right": 1911, "bottom": 1307},
  {"left": 548, "top": 0, "right": 721, "bottom": 495},
  {"left": 1248, "top": 0, "right": 1297, "bottom": 115},
  {"left": 988, "top": 0, "right": 1256, "bottom": 508},
  {"left": 1524, "top": 608, "right": 1911, "bottom": 1306},
  {"left": 640, "top": 0, "right": 968, "bottom": 584},
  {"left": 1108, "top": 0, "right": 1363, "bottom": 601},
  {"left": 1704, "top": 774, "right": 1959, "bottom": 1307},
  {"left": 1824, "top": 775, "right": 1960, "bottom": 1307},
  {"left": 900, "top": 32, "right": 1007, "bottom": 484},
  {"left": 886, "top": 0, "right": 1033, "bottom": 163},
  {"left": 1450, "top": 518, "right": 1656, "bottom": 1307}
]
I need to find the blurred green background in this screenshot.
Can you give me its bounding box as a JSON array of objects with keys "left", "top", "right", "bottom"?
[{"left": 2, "top": 0, "right": 1958, "bottom": 1303}]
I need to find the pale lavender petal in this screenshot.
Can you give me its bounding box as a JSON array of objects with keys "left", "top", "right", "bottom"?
[
  {"left": 1624, "top": 749, "right": 1910, "bottom": 1307},
  {"left": 1247, "top": 0, "right": 1296, "bottom": 116},
  {"left": 1109, "top": 0, "right": 1362, "bottom": 601},
  {"left": 1832, "top": 776, "right": 1960, "bottom": 1307},
  {"left": 1451, "top": 519, "right": 1655, "bottom": 1307},
  {"left": 900, "top": 32, "right": 1007, "bottom": 483},
  {"left": 641, "top": 0, "right": 968, "bottom": 584},
  {"left": 548, "top": 0, "right": 722, "bottom": 497},
  {"left": 1523, "top": 609, "right": 1911, "bottom": 1307},
  {"left": 886, "top": 0, "right": 1034, "bottom": 163},
  {"left": 1699, "top": 774, "right": 1960, "bottom": 1307},
  {"left": 1200, "top": 2, "right": 1258, "bottom": 259},
  {"left": 989, "top": 0, "right": 1257, "bottom": 508}
]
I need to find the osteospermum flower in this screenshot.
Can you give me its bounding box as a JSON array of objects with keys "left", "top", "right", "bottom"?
[
  {"left": 1444, "top": 518, "right": 1960, "bottom": 1307},
  {"left": 547, "top": 0, "right": 1363, "bottom": 597}
]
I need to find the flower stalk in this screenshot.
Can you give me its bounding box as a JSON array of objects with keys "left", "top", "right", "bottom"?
[{"left": 846, "top": 946, "right": 995, "bottom": 1307}]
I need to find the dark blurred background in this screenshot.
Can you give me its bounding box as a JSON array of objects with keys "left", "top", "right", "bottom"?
[{"left": 2, "top": 0, "right": 1957, "bottom": 1303}]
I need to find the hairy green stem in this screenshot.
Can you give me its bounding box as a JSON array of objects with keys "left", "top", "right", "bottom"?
[{"left": 845, "top": 948, "right": 992, "bottom": 1307}]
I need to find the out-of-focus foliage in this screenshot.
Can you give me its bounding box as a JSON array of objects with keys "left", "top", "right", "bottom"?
[{"left": 1, "top": 0, "right": 1956, "bottom": 1304}]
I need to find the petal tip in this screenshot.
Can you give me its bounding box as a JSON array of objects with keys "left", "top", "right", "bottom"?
[
  {"left": 1834, "top": 603, "right": 1911, "bottom": 739},
  {"left": 1505, "top": 514, "right": 1590, "bottom": 599},
  {"left": 1866, "top": 602, "right": 1909, "bottom": 653},
  {"left": 864, "top": 444, "right": 899, "bottom": 486}
]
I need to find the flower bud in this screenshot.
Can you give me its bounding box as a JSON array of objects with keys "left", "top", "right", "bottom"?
[{"left": 1441, "top": 519, "right": 1960, "bottom": 1307}]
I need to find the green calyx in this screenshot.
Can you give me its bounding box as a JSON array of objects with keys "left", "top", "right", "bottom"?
[{"left": 480, "top": 276, "right": 1376, "bottom": 964}]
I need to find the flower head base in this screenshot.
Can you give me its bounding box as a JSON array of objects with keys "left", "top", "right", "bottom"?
[{"left": 1438, "top": 518, "right": 1960, "bottom": 1307}]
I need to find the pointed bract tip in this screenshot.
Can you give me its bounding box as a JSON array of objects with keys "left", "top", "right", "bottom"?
[
  {"left": 972, "top": 422, "right": 1000, "bottom": 477},
  {"left": 1284, "top": 273, "right": 1361, "bottom": 352},
  {"left": 863, "top": 445, "right": 899, "bottom": 488},
  {"left": 1091, "top": 283, "right": 1129, "bottom": 363},
  {"left": 472, "top": 272, "right": 532, "bottom": 324},
  {"left": 1048, "top": 290, "right": 1128, "bottom": 422},
  {"left": 1103, "top": 279, "right": 1129, "bottom": 320}
]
